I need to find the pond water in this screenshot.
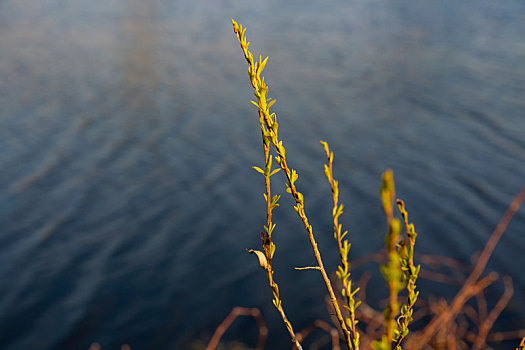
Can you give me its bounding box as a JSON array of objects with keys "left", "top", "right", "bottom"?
[{"left": 1, "top": 0, "right": 524, "bottom": 349}]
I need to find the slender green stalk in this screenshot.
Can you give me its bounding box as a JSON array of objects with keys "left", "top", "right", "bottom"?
[
  {"left": 372, "top": 170, "right": 403, "bottom": 350},
  {"left": 321, "top": 141, "right": 361, "bottom": 350},
  {"left": 372, "top": 171, "right": 420, "bottom": 350},
  {"left": 392, "top": 199, "right": 420, "bottom": 349},
  {"left": 227, "top": 18, "right": 521, "bottom": 350},
  {"left": 233, "top": 19, "right": 301, "bottom": 350},
  {"left": 232, "top": 19, "right": 352, "bottom": 350}
]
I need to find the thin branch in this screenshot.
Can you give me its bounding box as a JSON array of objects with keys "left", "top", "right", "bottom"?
[
  {"left": 232, "top": 20, "right": 302, "bottom": 349},
  {"left": 296, "top": 320, "right": 341, "bottom": 350},
  {"left": 232, "top": 19, "right": 352, "bottom": 350},
  {"left": 322, "top": 141, "right": 360, "bottom": 349},
  {"left": 473, "top": 276, "right": 514, "bottom": 350},
  {"left": 484, "top": 330, "right": 525, "bottom": 342},
  {"left": 414, "top": 183, "right": 525, "bottom": 348},
  {"left": 206, "top": 307, "right": 268, "bottom": 350},
  {"left": 295, "top": 266, "right": 322, "bottom": 271},
  {"left": 475, "top": 289, "right": 488, "bottom": 325}
]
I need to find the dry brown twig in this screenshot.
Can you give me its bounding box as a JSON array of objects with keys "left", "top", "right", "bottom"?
[
  {"left": 473, "top": 276, "right": 514, "bottom": 350},
  {"left": 326, "top": 185, "right": 525, "bottom": 349},
  {"left": 206, "top": 307, "right": 268, "bottom": 350},
  {"left": 411, "top": 183, "right": 525, "bottom": 348},
  {"left": 296, "top": 319, "right": 341, "bottom": 350}
]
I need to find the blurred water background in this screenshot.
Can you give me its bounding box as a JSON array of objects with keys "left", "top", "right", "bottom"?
[{"left": 1, "top": 0, "right": 524, "bottom": 349}]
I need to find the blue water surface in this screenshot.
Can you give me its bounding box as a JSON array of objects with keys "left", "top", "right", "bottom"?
[{"left": 0, "top": 1, "right": 524, "bottom": 349}]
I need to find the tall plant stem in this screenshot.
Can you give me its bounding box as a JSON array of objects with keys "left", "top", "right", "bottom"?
[
  {"left": 279, "top": 154, "right": 353, "bottom": 350},
  {"left": 261, "top": 128, "right": 302, "bottom": 350},
  {"left": 232, "top": 19, "right": 352, "bottom": 350},
  {"left": 322, "top": 141, "right": 360, "bottom": 349},
  {"left": 233, "top": 19, "right": 302, "bottom": 349}
]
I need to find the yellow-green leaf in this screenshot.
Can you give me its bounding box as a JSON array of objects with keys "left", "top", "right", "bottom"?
[{"left": 252, "top": 166, "right": 265, "bottom": 174}]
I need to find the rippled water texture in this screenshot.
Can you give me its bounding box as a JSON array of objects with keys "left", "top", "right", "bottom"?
[{"left": 1, "top": 1, "right": 524, "bottom": 349}]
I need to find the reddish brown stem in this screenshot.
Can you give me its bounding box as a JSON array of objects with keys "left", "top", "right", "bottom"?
[
  {"left": 414, "top": 183, "right": 525, "bottom": 348},
  {"left": 206, "top": 307, "right": 268, "bottom": 350}
]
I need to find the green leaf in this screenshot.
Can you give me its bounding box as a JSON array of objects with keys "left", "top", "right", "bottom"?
[
  {"left": 290, "top": 169, "right": 298, "bottom": 184},
  {"left": 252, "top": 166, "right": 264, "bottom": 174},
  {"left": 320, "top": 140, "right": 329, "bottom": 156},
  {"left": 257, "top": 56, "right": 269, "bottom": 77},
  {"left": 337, "top": 266, "right": 345, "bottom": 279},
  {"left": 269, "top": 168, "right": 281, "bottom": 177},
  {"left": 371, "top": 336, "right": 389, "bottom": 350},
  {"left": 323, "top": 164, "right": 331, "bottom": 181},
  {"left": 272, "top": 298, "right": 281, "bottom": 309},
  {"left": 333, "top": 180, "right": 339, "bottom": 198},
  {"left": 271, "top": 194, "right": 281, "bottom": 208},
  {"left": 271, "top": 121, "right": 279, "bottom": 133},
  {"left": 276, "top": 141, "right": 285, "bottom": 156},
  {"left": 345, "top": 317, "right": 352, "bottom": 328},
  {"left": 333, "top": 204, "right": 344, "bottom": 219},
  {"left": 267, "top": 222, "right": 276, "bottom": 235},
  {"left": 343, "top": 239, "right": 350, "bottom": 256}
]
